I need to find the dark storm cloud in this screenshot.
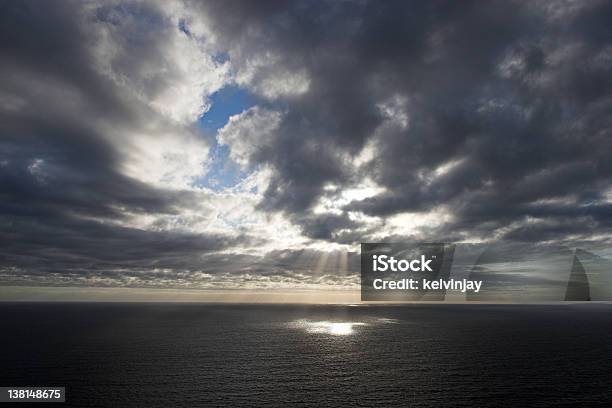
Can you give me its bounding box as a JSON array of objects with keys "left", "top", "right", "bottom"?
[
  {"left": 0, "top": 0, "right": 241, "bottom": 284},
  {"left": 0, "top": 0, "right": 172, "bottom": 216},
  {"left": 0, "top": 213, "right": 245, "bottom": 282},
  {"left": 2, "top": 0, "right": 612, "bottom": 290},
  {"left": 194, "top": 0, "right": 612, "bottom": 243}
]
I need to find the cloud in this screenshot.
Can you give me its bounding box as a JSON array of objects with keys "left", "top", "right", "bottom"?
[
  {"left": 1, "top": 0, "right": 612, "bottom": 291},
  {"left": 0, "top": 0, "right": 246, "bottom": 287},
  {"left": 193, "top": 0, "right": 612, "bottom": 245},
  {"left": 217, "top": 106, "right": 282, "bottom": 168}
]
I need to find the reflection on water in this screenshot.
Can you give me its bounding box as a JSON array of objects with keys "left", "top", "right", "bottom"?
[
  {"left": 377, "top": 318, "right": 400, "bottom": 324},
  {"left": 3, "top": 304, "right": 611, "bottom": 407},
  {"left": 290, "top": 320, "right": 367, "bottom": 336}
]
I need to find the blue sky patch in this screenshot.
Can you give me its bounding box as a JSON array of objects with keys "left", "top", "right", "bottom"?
[{"left": 196, "top": 86, "right": 255, "bottom": 190}]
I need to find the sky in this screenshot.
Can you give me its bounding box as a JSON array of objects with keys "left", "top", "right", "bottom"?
[{"left": 1, "top": 0, "right": 612, "bottom": 301}]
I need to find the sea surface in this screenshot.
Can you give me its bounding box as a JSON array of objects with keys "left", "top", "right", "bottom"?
[{"left": 0, "top": 303, "right": 610, "bottom": 407}]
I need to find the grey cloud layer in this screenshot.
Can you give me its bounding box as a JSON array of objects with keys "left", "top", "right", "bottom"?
[
  {"left": 197, "top": 0, "right": 612, "bottom": 243},
  {"left": 0, "top": 1, "right": 239, "bottom": 285},
  {"left": 1, "top": 0, "right": 612, "bottom": 289}
]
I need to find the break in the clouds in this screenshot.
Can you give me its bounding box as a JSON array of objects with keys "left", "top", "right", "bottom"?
[{"left": 1, "top": 0, "right": 612, "bottom": 290}]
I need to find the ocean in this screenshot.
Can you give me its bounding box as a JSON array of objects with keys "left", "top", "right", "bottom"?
[{"left": 0, "top": 303, "right": 610, "bottom": 407}]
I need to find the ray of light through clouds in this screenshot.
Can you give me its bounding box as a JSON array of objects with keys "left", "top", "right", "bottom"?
[{"left": 1, "top": 0, "right": 612, "bottom": 301}]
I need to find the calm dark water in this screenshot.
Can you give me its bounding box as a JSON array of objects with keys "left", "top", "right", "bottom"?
[{"left": 0, "top": 303, "right": 610, "bottom": 407}]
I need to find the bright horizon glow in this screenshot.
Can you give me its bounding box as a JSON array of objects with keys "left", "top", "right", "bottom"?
[
  {"left": 0, "top": 286, "right": 361, "bottom": 304},
  {"left": 2, "top": 286, "right": 603, "bottom": 304}
]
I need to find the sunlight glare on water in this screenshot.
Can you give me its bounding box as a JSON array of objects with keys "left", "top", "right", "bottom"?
[{"left": 290, "top": 320, "right": 367, "bottom": 336}]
